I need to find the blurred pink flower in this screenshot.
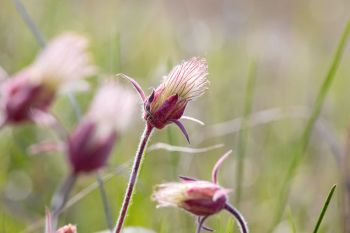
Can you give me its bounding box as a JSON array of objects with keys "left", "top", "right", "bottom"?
[
  {"left": 1, "top": 33, "right": 95, "bottom": 124},
  {"left": 56, "top": 224, "right": 77, "bottom": 233},
  {"left": 45, "top": 209, "right": 77, "bottom": 233},
  {"left": 67, "top": 81, "right": 136, "bottom": 174},
  {"left": 122, "top": 57, "right": 209, "bottom": 143}
]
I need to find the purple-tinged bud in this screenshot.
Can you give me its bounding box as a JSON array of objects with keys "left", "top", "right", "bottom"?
[
  {"left": 118, "top": 57, "right": 208, "bottom": 143},
  {"left": 1, "top": 71, "right": 55, "bottom": 123},
  {"left": 0, "top": 33, "right": 95, "bottom": 124},
  {"left": 152, "top": 151, "right": 249, "bottom": 233},
  {"left": 67, "top": 81, "right": 136, "bottom": 174},
  {"left": 68, "top": 119, "right": 117, "bottom": 173},
  {"left": 144, "top": 57, "right": 209, "bottom": 129},
  {"left": 153, "top": 180, "right": 230, "bottom": 216}
]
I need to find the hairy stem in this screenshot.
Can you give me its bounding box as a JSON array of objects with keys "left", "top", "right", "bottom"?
[
  {"left": 114, "top": 124, "right": 153, "bottom": 233},
  {"left": 224, "top": 203, "right": 249, "bottom": 233}
]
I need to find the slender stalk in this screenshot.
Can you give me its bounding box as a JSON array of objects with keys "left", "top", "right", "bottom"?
[
  {"left": 342, "top": 127, "right": 350, "bottom": 232},
  {"left": 224, "top": 203, "right": 249, "bottom": 233},
  {"left": 114, "top": 124, "right": 154, "bottom": 233},
  {"left": 12, "top": 0, "right": 46, "bottom": 47},
  {"left": 96, "top": 171, "right": 114, "bottom": 231},
  {"left": 196, "top": 216, "right": 209, "bottom": 233},
  {"left": 51, "top": 174, "right": 77, "bottom": 229},
  {"left": 269, "top": 18, "right": 350, "bottom": 231},
  {"left": 312, "top": 184, "right": 337, "bottom": 233},
  {"left": 235, "top": 61, "right": 257, "bottom": 206}
]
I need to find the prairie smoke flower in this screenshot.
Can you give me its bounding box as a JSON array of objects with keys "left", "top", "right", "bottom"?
[
  {"left": 153, "top": 181, "right": 229, "bottom": 216},
  {"left": 114, "top": 57, "right": 208, "bottom": 233},
  {"left": 67, "top": 81, "right": 136, "bottom": 174},
  {"left": 122, "top": 57, "right": 209, "bottom": 143},
  {"left": 0, "top": 33, "right": 95, "bottom": 124},
  {"left": 152, "top": 151, "right": 249, "bottom": 233}
]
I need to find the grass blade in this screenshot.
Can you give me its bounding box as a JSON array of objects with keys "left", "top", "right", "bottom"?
[
  {"left": 235, "top": 60, "right": 257, "bottom": 206},
  {"left": 312, "top": 184, "right": 337, "bottom": 233},
  {"left": 270, "top": 19, "right": 350, "bottom": 231},
  {"left": 12, "top": 0, "right": 46, "bottom": 47}
]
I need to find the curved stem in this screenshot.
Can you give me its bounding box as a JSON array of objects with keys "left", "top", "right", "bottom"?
[
  {"left": 224, "top": 203, "right": 249, "bottom": 233},
  {"left": 114, "top": 124, "right": 153, "bottom": 233}
]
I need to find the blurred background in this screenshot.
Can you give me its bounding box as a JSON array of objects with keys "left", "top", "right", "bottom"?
[{"left": 1, "top": 0, "right": 350, "bottom": 232}]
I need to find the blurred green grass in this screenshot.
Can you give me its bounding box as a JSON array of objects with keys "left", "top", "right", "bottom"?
[{"left": 1, "top": 0, "right": 350, "bottom": 232}]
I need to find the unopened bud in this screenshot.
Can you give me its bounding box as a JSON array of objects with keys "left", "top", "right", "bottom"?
[{"left": 153, "top": 180, "right": 229, "bottom": 216}]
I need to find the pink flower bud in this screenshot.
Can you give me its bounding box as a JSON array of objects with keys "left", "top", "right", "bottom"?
[
  {"left": 152, "top": 151, "right": 249, "bottom": 233},
  {"left": 56, "top": 224, "right": 77, "bottom": 233},
  {"left": 68, "top": 119, "right": 117, "bottom": 173},
  {"left": 2, "top": 70, "right": 55, "bottom": 123},
  {"left": 1, "top": 33, "right": 95, "bottom": 124},
  {"left": 67, "top": 81, "right": 136, "bottom": 173},
  {"left": 144, "top": 57, "right": 209, "bottom": 129},
  {"left": 153, "top": 181, "right": 229, "bottom": 216}
]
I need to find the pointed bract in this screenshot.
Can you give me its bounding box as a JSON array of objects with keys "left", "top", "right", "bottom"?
[{"left": 212, "top": 150, "right": 232, "bottom": 184}]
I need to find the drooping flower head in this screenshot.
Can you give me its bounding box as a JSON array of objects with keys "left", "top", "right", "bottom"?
[
  {"left": 67, "top": 80, "right": 137, "bottom": 174},
  {"left": 152, "top": 151, "right": 249, "bottom": 233},
  {"left": 0, "top": 33, "right": 95, "bottom": 124},
  {"left": 153, "top": 151, "right": 231, "bottom": 217},
  {"left": 153, "top": 180, "right": 229, "bottom": 216},
  {"left": 121, "top": 57, "right": 209, "bottom": 143}
]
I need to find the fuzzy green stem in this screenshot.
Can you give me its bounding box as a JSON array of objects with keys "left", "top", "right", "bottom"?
[{"left": 114, "top": 124, "right": 153, "bottom": 233}]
